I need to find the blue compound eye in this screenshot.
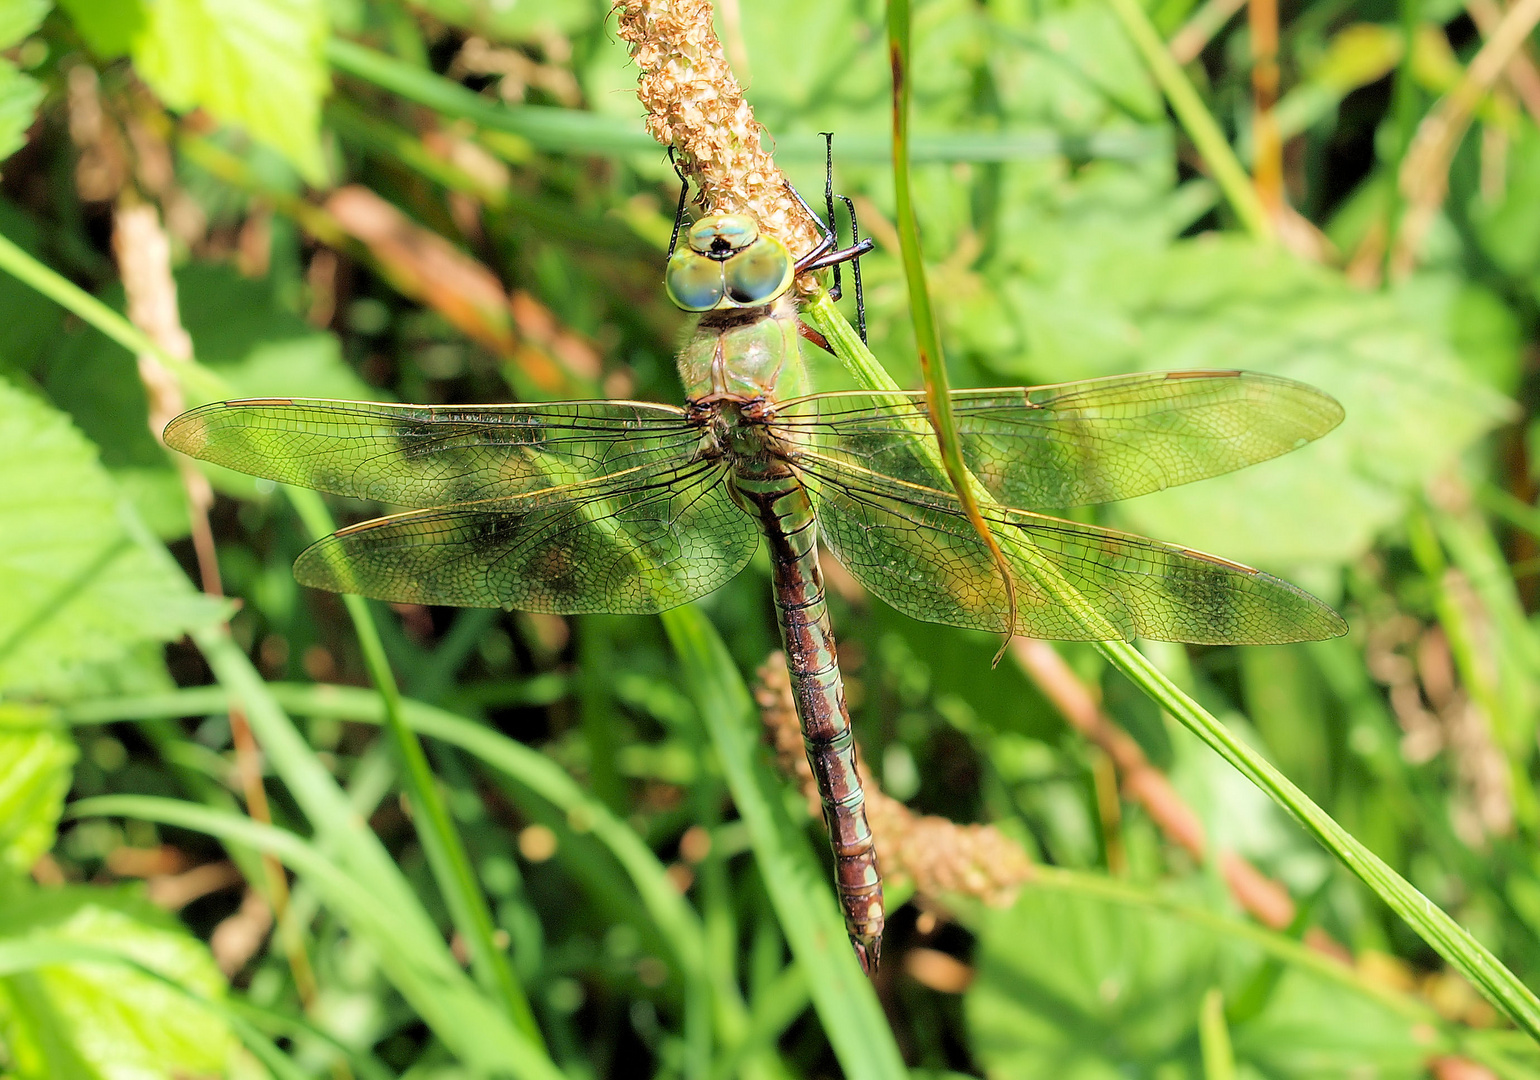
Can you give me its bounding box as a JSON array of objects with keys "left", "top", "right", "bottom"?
[
  {"left": 665, "top": 250, "right": 726, "bottom": 311},
  {"left": 688, "top": 213, "right": 759, "bottom": 257},
  {"left": 724, "top": 235, "right": 793, "bottom": 305}
]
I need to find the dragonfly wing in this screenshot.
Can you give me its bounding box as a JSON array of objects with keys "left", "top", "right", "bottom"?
[
  {"left": 775, "top": 370, "right": 1342, "bottom": 510},
  {"left": 800, "top": 454, "right": 1346, "bottom": 645},
  {"left": 293, "top": 460, "right": 758, "bottom": 613},
  {"left": 165, "top": 397, "right": 700, "bottom": 508}
]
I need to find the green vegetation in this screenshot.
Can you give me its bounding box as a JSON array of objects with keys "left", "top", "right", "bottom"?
[{"left": 2, "top": 0, "right": 1540, "bottom": 1076}]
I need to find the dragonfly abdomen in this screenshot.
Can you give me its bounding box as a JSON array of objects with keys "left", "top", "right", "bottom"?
[{"left": 729, "top": 466, "right": 884, "bottom": 972}]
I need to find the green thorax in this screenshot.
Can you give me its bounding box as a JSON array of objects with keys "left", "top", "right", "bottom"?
[
  {"left": 675, "top": 295, "right": 809, "bottom": 403},
  {"left": 665, "top": 212, "right": 810, "bottom": 404}
]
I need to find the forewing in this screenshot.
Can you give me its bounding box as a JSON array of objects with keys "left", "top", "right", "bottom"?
[
  {"left": 165, "top": 397, "right": 699, "bottom": 508},
  {"left": 293, "top": 460, "right": 758, "bottom": 613},
  {"left": 800, "top": 455, "right": 1345, "bottom": 645},
  {"left": 775, "top": 370, "right": 1343, "bottom": 510}
]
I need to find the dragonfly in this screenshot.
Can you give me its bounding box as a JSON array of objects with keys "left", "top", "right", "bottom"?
[{"left": 165, "top": 202, "right": 1346, "bottom": 975}]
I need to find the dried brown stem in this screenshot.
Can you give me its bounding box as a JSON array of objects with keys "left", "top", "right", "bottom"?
[
  {"left": 1394, "top": 0, "right": 1540, "bottom": 275},
  {"left": 612, "top": 0, "right": 824, "bottom": 269},
  {"left": 112, "top": 201, "right": 318, "bottom": 1004},
  {"left": 1169, "top": 0, "right": 1249, "bottom": 65},
  {"left": 1464, "top": 0, "right": 1540, "bottom": 124},
  {"left": 1009, "top": 638, "right": 1302, "bottom": 930}
]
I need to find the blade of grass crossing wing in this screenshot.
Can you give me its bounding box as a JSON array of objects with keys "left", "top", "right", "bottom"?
[
  {"left": 807, "top": 275, "right": 1540, "bottom": 1044},
  {"left": 886, "top": 0, "right": 1017, "bottom": 654},
  {"left": 67, "top": 796, "right": 562, "bottom": 1080},
  {"left": 660, "top": 606, "right": 909, "bottom": 1080}
]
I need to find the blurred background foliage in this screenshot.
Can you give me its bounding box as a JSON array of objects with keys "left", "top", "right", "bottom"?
[{"left": 1, "top": 0, "right": 1540, "bottom": 1075}]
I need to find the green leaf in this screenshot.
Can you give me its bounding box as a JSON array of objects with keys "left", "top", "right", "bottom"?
[
  {"left": 981, "top": 236, "right": 1510, "bottom": 570},
  {"left": 0, "top": 706, "right": 75, "bottom": 875},
  {"left": 0, "top": 60, "right": 44, "bottom": 163},
  {"left": 55, "top": 0, "right": 145, "bottom": 58},
  {"left": 0, "top": 886, "right": 238, "bottom": 1080},
  {"left": 0, "top": 379, "right": 225, "bottom": 699},
  {"left": 0, "top": 0, "right": 49, "bottom": 49},
  {"left": 131, "top": 0, "right": 330, "bottom": 183},
  {"left": 967, "top": 886, "right": 1432, "bottom": 1079}
]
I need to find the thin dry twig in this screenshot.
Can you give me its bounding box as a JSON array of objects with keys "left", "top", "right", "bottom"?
[
  {"left": 1464, "top": 0, "right": 1540, "bottom": 125},
  {"left": 612, "top": 0, "right": 824, "bottom": 269},
  {"left": 113, "top": 201, "right": 320, "bottom": 1006},
  {"left": 1009, "top": 638, "right": 1304, "bottom": 930},
  {"left": 1394, "top": 0, "right": 1540, "bottom": 275},
  {"left": 1169, "top": 0, "right": 1249, "bottom": 65}
]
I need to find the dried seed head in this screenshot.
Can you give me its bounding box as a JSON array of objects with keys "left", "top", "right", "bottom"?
[
  {"left": 755, "top": 652, "right": 1034, "bottom": 908},
  {"left": 613, "top": 0, "right": 824, "bottom": 272}
]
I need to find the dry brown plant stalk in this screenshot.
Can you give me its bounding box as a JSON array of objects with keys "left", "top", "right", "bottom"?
[
  {"left": 113, "top": 201, "right": 320, "bottom": 1003},
  {"left": 1394, "top": 0, "right": 1540, "bottom": 276},
  {"left": 755, "top": 653, "right": 1033, "bottom": 908},
  {"left": 612, "top": 0, "right": 825, "bottom": 272}
]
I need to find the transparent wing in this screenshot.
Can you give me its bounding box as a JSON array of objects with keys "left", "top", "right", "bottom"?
[
  {"left": 773, "top": 370, "right": 1342, "bottom": 510},
  {"left": 799, "top": 454, "right": 1345, "bottom": 645},
  {"left": 293, "top": 459, "right": 758, "bottom": 613},
  {"left": 165, "top": 397, "right": 700, "bottom": 508}
]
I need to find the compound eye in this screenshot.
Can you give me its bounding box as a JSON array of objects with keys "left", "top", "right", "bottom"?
[
  {"left": 724, "top": 236, "right": 793, "bottom": 305},
  {"left": 665, "top": 250, "right": 726, "bottom": 311},
  {"left": 689, "top": 213, "right": 759, "bottom": 256}
]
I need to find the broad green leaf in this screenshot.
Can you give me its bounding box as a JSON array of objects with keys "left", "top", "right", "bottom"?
[
  {"left": 0, "top": 0, "right": 49, "bottom": 49},
  {"left": 967, "top": 887, "right": 1431, "bottom": 1079},
  {"left": 0, "top": 60, "right": 44, "bottom": 163},
  {"left": 39, "top": 264, "right": 373, "bottom": 518},
  {"left": 0, "top": 706, "right": 75, "bottom": 875},
  {"left": 973, "top": 235, "right": 1509, "bottom": 570},
  {"left": 55, "top": 0, "right": 145, "bottom": 58},
  {"left": 131, "top": 0, "right": 330, "bottom": 183},
  {"left": 0, "top": 379, "right": 225, "bottom": 699},
  {"left": 0, "top": 887, "right": 237, "bottom": 1080}
]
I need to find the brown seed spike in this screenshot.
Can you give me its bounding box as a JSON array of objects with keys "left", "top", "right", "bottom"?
[{"left": 612, "top": 0, "right": 824, "bottom": 277}]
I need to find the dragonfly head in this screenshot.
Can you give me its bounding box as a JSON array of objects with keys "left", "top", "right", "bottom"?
[{"left": 666, "top": 212, "right": 795, "bottom": 312}]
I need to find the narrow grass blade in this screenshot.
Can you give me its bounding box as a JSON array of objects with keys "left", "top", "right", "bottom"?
[
  {"left": 64, "top": 681, "right": 723, "bottom": 1080},
  {"left": 1102, "top": 0, "right": 1273, "bottom": 241},
  {"left": 660, "top": 606, "right": 909, "bottom": 1080},
  {"left": 886, "top": 0, "right": 1017, "bottom": 653},
  {"left": 284, "top": 489, "right": 542, "bottom": 1046},
  {"left": 805, "top": 289, "right": 1540, "bottom": 1045},
  {"left": 1100, "top": 639, "right": 1540, "bottom": 1042},
  {"left": 67, "top": 795, "right": 562, "bottom": 1080}
]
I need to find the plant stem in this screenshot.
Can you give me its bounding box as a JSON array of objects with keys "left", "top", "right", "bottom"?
[{"left": 1104, "top": 0, "right": 1274, "bottom": 241}]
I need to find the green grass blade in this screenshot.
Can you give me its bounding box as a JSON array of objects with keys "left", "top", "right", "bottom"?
[
  {"left": 886, "top": 0, "right": 1017, "bottom": 652},
  {"left": 659, "top": 606, "right": 909, "bottom": 1080},
  {"left": 67, "top": 795, "right": 561, "bottom": 1080},
  {"left": 285, "top": 489, "right": 543, "bottom": 1046},
  {"left": 327, "top": 38, "right": 656, "bottom": 154},
  {"left": 806, "top": 287, "right": 1540, "bottom": 1045},
  {"left": 1100, "top": 639, "right": 1540, "bottom": 1042},
  {"left": 64, "top": 682, "right": 722, "bottom": 1080},
  {"left": 1101, "top": 0, "right": 1272, "bottom": 241}
]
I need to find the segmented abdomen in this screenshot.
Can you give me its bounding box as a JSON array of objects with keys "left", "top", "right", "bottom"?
[{"left": 730, "top": 467, "right": 884, "bottom": 972}]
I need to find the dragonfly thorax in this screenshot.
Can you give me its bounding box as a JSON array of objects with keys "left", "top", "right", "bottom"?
[{"left": 665, "top": 212, "right": 795, "bottom": 313}]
